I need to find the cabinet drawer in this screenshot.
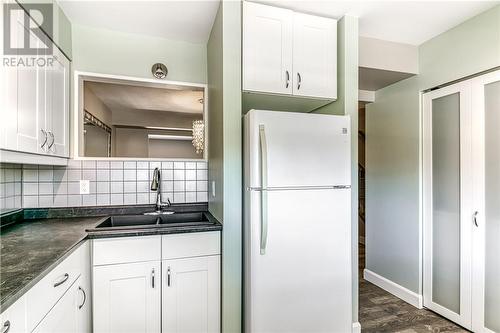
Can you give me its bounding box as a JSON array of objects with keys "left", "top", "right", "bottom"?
[
  {"left": 93, "top": 235, "right": 161, "bottom": 266},
  {"left": 162, "top": 232, "right": 220, "bottom": 260},
  {"left": 26, "top": 241, "right": 88, "bottom": 332},
  {"left": 0, "top": 296, "right": 27, "bottom": 333}
]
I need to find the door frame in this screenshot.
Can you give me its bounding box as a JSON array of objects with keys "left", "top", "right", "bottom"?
[{"left": 422, "top": 81, "right": 473, "bottom": 329}]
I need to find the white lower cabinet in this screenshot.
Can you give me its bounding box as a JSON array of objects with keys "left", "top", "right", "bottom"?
[
  {"left": 92, "top": 232, "right": 221, "bottom": 333},
  {"left": 32, "top": 276, "right": 89, "bottom": 333},
  {"left": 0, "top": 296, "right": 27, "bottom": 333},
  {"left": 162, "top": 256, "right": 220, "bottom": 333},
  {"left": 93, "top": 261, "right": 161, "bottom": 333},
  {"left": 0, "top": 241, "right": 90, "bottom": 333}
]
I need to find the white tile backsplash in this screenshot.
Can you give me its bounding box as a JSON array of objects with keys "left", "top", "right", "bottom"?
[
  {"left": 11, "top": 160, "right": 208, "bottom": 208},
  {"left": 186, "top": 170, "right": 196, "bottom": 181},
  {"left": 0, "top": 164, "right": 23, "bottom": 213},
  {"left": 96, "top": 169, "right": 109, "bottom": 181},
  {"left": 174, "top": 170, "right": 185, "bottom": 181},
  {"left": 96, "top": 161, "right": 110, "bottom": 169},
  {"left": 110, "top": 169, "right": 124, "bottom": 181},
  {"left": 1, "top": 161, "right": 208, "bottom": 210}
]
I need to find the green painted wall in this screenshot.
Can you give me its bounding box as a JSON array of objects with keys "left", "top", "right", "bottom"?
[
  {"left": 55, "top": 4, "right": 71, "bottom": 58},
  {"left": 313, "top": 15, "right": 359, "bottom": 324},
  {"left": 366, "top": 5, "right": 500, "bottom": 294},
  {"left": 207, "top": 1, "right": 242, "bottom": 332},
  {"left": 16, "top": 0, "right": 72, "bottom": 58},
  {"left": 72, "top": 24, "right": 207, "bottom": 83}
]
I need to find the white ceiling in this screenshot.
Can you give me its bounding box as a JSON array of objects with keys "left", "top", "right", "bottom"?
[
  {"left": 254, "top": 0, "right": 499, "bottom": 45},
  {"left": 58, "top": 0, "right": 220, "bottom": 44},
  {"left": 59, "top": 0, "right": 498, "bottom": 46},
  {"left": 86, "top": 82, "right": 204, "bottom": 114}
]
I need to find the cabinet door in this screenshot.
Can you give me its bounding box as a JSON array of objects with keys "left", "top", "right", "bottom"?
[
  {"left": 243, "top": 1, "right": 293, "bottom": 95},
  {"left": 162, "top": 256, "right": 220, "bottom": 333},
  {"left": 93, "top": 261, "right": 161, "bottom": 333},
  {"left": 77, "top": 245, "right": 91, "bottom": 333},
  {"left": 0, "top": 296, "right": 27, "bottom": 333},
  {"left": 292, "top": 12, "right": 337, "bottom": 99},
  {"left": 46, "top": 46, "right": 70, "bottom": 157},
  {"left": 32, "top": 278, "right": 81, "bottom": 333},
  {"left": 15, "top": 10, "right": 46, "bottom": 154},
  {"left": 0, "top": 5, "right": 19, "bottom": 150}
]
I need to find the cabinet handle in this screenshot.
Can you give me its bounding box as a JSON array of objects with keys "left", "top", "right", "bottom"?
[
  {"left": 167, "top": 267, "right": 171, "bottom": 287},
  {"left": 53, "top": 273, "right": 69, "bottom": 287},
  {"left": 285, "top": 70, "right": 290, "bottom": 88},
  {"left": 297, "top": 72, "right": 302, "bottom": 90},
  {"left": 2, "top": 320, "right": 10, "bottom": 333},
  {"left": 78, "top": 286, "right": 86, "bottom": 309},
  {"left": 47, "top": 131, "right": 55, "bottom": 150},
  {"left": 259, "top": 125, "right": 268, "bottom": 255},
  {"left": 40, "top": 129, "right": 48, "bottom": 150},
  {"left": 473, "top": 211, "right": 479, "bottom": 227},
  {"left": 151, "top": 268, "right": 155, "bottom": 288}
]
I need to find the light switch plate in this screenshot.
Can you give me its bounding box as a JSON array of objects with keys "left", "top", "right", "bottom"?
[{"left": 80, "top": 180, "right": 90, "bottom": 194}]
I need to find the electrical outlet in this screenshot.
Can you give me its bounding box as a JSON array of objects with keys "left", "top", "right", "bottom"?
[
  {"left": 211, "top": 181, "right": 216, "bottom": 198},
  {"left": 80, "top": 180, "right": 90, "bottom": 194}
]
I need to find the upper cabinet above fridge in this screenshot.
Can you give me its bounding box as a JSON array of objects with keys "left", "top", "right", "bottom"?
[{"left": 243, "top": 1, "right": 337, "bottom": 100}]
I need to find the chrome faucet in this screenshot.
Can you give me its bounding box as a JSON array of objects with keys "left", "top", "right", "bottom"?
[{"left": 150, "top": 168, "right": 171, "bottom": 211}]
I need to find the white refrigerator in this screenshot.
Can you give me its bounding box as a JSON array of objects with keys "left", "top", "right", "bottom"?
[{"left": 244, "top": 110, "right": 352, "bottom": 333}]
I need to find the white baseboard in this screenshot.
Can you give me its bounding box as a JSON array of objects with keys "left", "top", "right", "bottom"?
[
  {"left": 363, "top": 269, "right": 423, "bottom": 309},
  {"left": 352, "top": 322, "right": 361, "bottom": 333}
]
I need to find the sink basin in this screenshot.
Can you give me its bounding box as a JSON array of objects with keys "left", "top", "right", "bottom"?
[
  {"left": 159, "top": 212, "right": 209, "bottom": 224},
  {"left": 96, "top": 215, "right": 160, "bottom": 228},
  {"left": 93, "top": 212, "right": 212, "bottom": 230}
]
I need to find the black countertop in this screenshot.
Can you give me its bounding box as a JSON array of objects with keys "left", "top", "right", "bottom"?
[{"left": 0, "top": 204, "right": 222, "bottom": 312}]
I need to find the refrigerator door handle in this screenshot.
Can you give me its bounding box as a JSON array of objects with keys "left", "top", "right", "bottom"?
[{"left": 259, "top": 124, "right": 268, "bottom": 255}]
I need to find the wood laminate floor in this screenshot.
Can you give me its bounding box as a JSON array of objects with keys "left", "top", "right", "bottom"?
[{"left": 358, "top": 244, "right": 469, "bottom": 333}]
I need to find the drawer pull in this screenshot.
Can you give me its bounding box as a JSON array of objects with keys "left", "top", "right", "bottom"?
[
  {"left": 2, "top": 320, "right": 10, "bottom": 333},
  {"left": 53, "top": 273, "right": 69, "bottom": 287},
  {"left": 78, "top": 286, "right": 86, "bottom": 309},
  {"left": 151, "top": 268, "right": 155, "bottom": 289}
]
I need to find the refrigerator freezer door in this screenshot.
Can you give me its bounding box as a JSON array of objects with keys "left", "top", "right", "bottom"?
[
  {"left": 245, "top": 110, "right": 351, "bottom": 189},
  {"left": 245, "top": 188, "right": 352, "bottom": 333}
]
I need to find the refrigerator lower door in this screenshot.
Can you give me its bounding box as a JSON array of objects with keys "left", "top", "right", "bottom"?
[{"left": 245, "top": 188, "right": 352, "bottom": 333}]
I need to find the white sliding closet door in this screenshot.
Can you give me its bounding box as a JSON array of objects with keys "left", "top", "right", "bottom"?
[
  {"left": 471, "top": 70, "right": 500, "bottom": 333},
  {"left": 424, "top": 69, "right": 500, "bottom": 333},
  {"left": 423, "top": 82, "right": 473, "bottom": 330}
]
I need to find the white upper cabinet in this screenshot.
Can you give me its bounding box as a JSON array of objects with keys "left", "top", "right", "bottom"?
[
  {"left": 14, "top": 9, "right": 42, "bottom": 154},
  {"left": 292, "top": 12, "right": 337, "bottom": 99},
  {"left": 243, "top": 1, "right": 337, "bottom": 99},
  {"left": 243, "top": 1, "right": 293, "bottom": 95},
  {"left": 0, "top": 7, "right": 70, "bottom": 162},
  {"left": 45, "top": 47, "right": 70, "bottom": 157}
]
